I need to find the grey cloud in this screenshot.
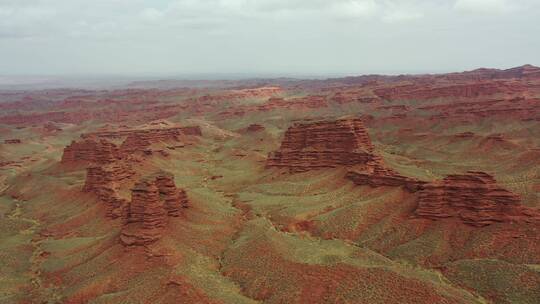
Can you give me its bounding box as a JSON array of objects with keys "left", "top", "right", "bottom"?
[{"left": 0, "top": 0, "right": 538, "bottom": 75}]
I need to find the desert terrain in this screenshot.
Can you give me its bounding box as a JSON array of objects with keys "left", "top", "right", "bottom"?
[{"left": 1, "top": 65, "right": 539, "bottom": 303}]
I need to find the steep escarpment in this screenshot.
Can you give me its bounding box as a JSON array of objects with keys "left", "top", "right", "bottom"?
[
  {"left": 346, "top": 157, "right": 426, "bottom": 192},
  {"left": 61, "top": 139, "right": 123, "bottom": 165},
  {"left": 121, "top": 173, "right": 189, "bottom": 246},
  {"left": 82, "top": 126, "right": 202, "bottom": 140},
  {"left": 245, "top": 124, "right": 265, "bottom": 132},
  {"left": 155, "top": 172, "right": 189, "bottom": 217},
  {"left": 374, "top": 81, "right": 523, "bottom": 101},
  {"left": 415, "top": 171, "right": 538, "bottom": 226},
  {"left": 83, "top": 164, "right": 134, "bottom": 218},
  {"left": 267, "top": 118, "right": 375, "bottom": 172},
  {"left": 62, "top": 126, "right": 201, "bottom": 165}
]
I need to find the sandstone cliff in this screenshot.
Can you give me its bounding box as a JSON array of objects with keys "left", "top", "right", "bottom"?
[
  {"left": 415, "top": 171, "right": 538, "bottom": 226},
  {"left": 121, "top": 173, "right": 189, "bottom": 246},
  {"left": 267, "top": 118, "right": 375, "bottom": 172},
  {"left": 61, "top": 139, "right": 123, "bottom": 165},
  {"left": 82, "top": 164, "right": 134, "bottom": 218}
]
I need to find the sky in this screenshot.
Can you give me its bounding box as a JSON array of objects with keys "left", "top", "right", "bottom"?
[{"left": 0, "top": 0, "right": 539, "bottom": 77}]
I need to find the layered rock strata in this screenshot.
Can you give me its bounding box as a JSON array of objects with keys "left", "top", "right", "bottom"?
[
  {"left": 83, "top": 164, "right": 134, "bottom": 218},
  {"left": 346, "top": 158, "right": 425, "bottom": 192},
  {"left": 82, "top": 126, "right": 202, "bottom": 141},
  {"left": 246, "top": 124, "right": 265, "bottom": 132},
  {"left": 266, "top": 118, "right": 375, "bottom": 172},
  {"left": 415, "top": 171, "right": 537, "bottom": 226},
  {"left": 61, "top": 139, "right": 123, "bottom": 164},
  {"left": 121, "top": 173, "right": 189, "bottom": 246}
]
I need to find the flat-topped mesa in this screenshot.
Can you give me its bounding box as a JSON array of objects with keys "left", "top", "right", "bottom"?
[
  {"left": 83, "top": 164, "right": 134, "bottom": 218},
  {"left": 415, "top": 171, "right": 536, "bottom": 227},
  {"left": 121, "top": 172, "right": 189, "bottom": 246},
  {"left": 61, "top": 138, "right": 123, "bottom": 165},
  {"left": 267, "top": 118, "right": 375, "bottom": 172}
]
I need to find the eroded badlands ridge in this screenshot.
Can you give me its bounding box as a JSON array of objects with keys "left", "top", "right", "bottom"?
[
  {"left": 266, "top": 118, "right": 375, "bottom": 172},
  {"left": 60, "top": 125, "right": 197, "bottom": 244},
  {"left": 83, "top": 164, "right": 134, "bottom": 218},
  {"left": 270, "top": 118, "right": 537, "bottom": 228},
  {"left": 62, "top": 126, "right": 202, "bottom": 165},
  {"left": 61, "top": 138, "right": 123, "bottom": 165},
  {"left": 2, "top": 65, "right": 540, "bottom": 304},
  {"left": 121, "top": 172, "right": 189, "bottom": 246},
  {"left": 415, "top": 171, "right": 538, "bottom": 226}
]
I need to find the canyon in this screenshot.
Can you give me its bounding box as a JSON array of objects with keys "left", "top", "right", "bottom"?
[{"left": 1, "top": 65, "right": 539, "bottom": 304}]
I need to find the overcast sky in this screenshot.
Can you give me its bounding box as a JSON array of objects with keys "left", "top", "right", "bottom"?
[{"left": 0, "top": 0, "right": 539, "bottom": 77}]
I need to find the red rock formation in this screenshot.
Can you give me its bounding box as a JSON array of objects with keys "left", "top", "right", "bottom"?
[
  {"left": 4, "top": 139, "right": 21, "bottom": 144},
  {"left": 155, "top": 173, "right": 189, "bottom": 217},
  {"left": 374, "top": 82, "right": 522, "bottom": 101},
  {"left": 83, "top": 164, "right": 134, "bottom": 218},
  {"left": 330, "top": 91, "right": 380, "bottom": 104},
  {"left": 120, "top": 134, "right": 152, "bottom": 154},
  {"left": 43, "top": 122, "right": 62, "bottom": 132},
  {"left": 76, "top": 127, "right": 199, "bottom": 155},
  {"left": 259, "top": 95, "right": 328, "bottom": 112},
  {"left": 121, "top": 173, "right": 189, "bottom": 246},
  {"left": 121, "top": 178, "right": 167, "bottom": 246},
  {"left": 246, "top": 124, "right": 265, "bottom": 132},
  {"left": 219, "top": 95, "right": 328, "bottom": 118},
  {"left": 83, "top": 126, "right": 202, "bottom": 141},
  {"left": 454, "top": 132, "right": 475, "bottom": 139},
  {"left": 346, "top": 159, "right": 425, "bottom": 192},
  {"left": 415, "top": 171, "right": 537, "bottom": 226},
  {"left": 61, "top": 139, "right": 123, "bottom": 165},
  {"left": 267, "top": 118, "right": 375, "bottom": 172}
]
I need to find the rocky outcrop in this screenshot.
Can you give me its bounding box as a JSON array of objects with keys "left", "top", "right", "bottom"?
[
  {"left": 246, "top": 124, "right": 265, "bottom": 132},
  {"left": 155, "top": 173, "right": 189, "bottom": 217},
  {"left": 346, "top": 159, "right": 425, "bottom": 192},
  {"left": 218, "top": 96, "right": 328, "bottom": 118},
  {"left": 121, "top": 179, "right": 167, "bottom": 246},
  {"left": 4, "top": 139, "right": 21, "bottom": 144},
  {"left": 83, "top": 164, "right": 134, "bottom": 218},
  {"left": 454, "top": 132, "right": 475, "bottom": 139},
  {"left": 267, "top": 118, "right": 375, "bottom": 172},
  {"left": 415, "top": 171, "right": 537, "bottom": 226},
  {"left": 82, "top": 126, "right": 202, "bottom": 140},
  {"left": 374, "top": 82, "right": 522, "bottom": 101},
  {"left": 121, "top": 173, "right": 189, "bottom": 246},
  {"left": 61, "top": 139, "right": 123, "bottom": 165},
  {"left": 120, "top": 134, "right": 152, "bottom": 154},
  {"left": 330, "top": 91, "right": 380, "bottom": 104}
]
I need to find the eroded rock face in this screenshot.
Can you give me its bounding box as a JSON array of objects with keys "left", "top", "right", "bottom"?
[
  {"left": 4, "top": 139, "right": 21, "bottom": 144},
  {"left": 246, "top": 124, "right": 265, "bottom": 132},
  {"left": 346, "top": 158, "right": 425, "bottom": 192},
  {"left": 415, "top": 171, "right": 536, "bottom": 226},
  {"left": 155, "top": 173, "right": 189, "bottom": 217},
  {"left": 83, "top": 164, "right": 134, "bottom": 218},
  {"left": 267, "top": 118, "right": 375, "bottom": 172},
  {"left": 374, "top": 82, "right": 522, "bottom": 101},
  {"left": 82, "top": 126, "right": 202, "bottom": 141},
  {"left": 61, "top": 139, "right": 123, "bottom": 165},
  {"left": 121, "top": 173, "right": 189, "bottom": 246}
]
